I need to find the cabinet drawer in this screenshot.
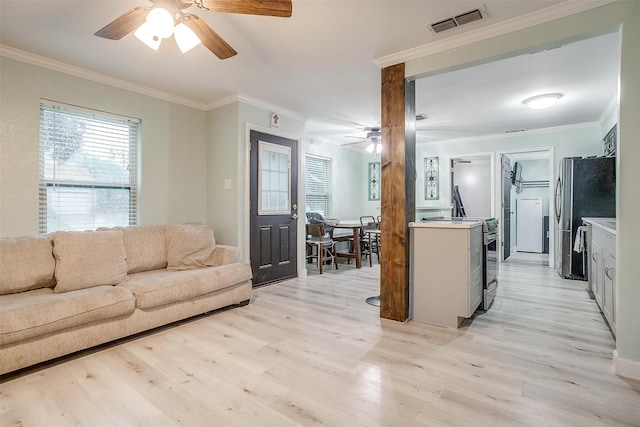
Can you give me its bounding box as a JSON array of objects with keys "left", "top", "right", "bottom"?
[
  {"left": 469, "top": 226, "right": 483, "bottom": 249},
  {"left": 592, "top": 226, "right": 616, "bottom": 256},
  {"left": 469, "top": 266, "right": 482, "bottom": 314},
  {"left": 469, "top": 244, "right": 482, "bottom": 271}
]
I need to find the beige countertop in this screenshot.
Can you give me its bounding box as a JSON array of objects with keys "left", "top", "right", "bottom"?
[
  {"left": 582, "top": 217, "right": 616, "bottom": 235},
  {"left": 409, "top": 219, "right": 482, "bottom": 229}
]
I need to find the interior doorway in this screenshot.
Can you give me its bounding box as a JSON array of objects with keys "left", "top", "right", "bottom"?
[
  {"left": 450, "top": 154, "right": 493, "bottom": 218},
  {"left": 498, "top": 149, "right": 554, "bottom": 268}
]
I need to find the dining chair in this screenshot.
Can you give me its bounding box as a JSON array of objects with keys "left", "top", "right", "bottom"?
[
  {"left": 307, "top": 212, "right": 353, "bottom": 250},
  {"left": 306, "top": 223, "right": 338, "bottom": 274},
  {"left": 359, "top": 216, "right": 380, "bottom": 266}
]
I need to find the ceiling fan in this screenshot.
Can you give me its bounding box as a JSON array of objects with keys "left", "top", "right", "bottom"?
[
  {"left": 341, "top": 127, "right": 382, "bottom": 153},
  {"left": 94, "top": 0, "right": 293, "bottom": 59}
]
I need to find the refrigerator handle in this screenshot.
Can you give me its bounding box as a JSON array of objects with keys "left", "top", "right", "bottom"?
[{"left": 555, "top": 176, "right": 562, "bottom": 223}]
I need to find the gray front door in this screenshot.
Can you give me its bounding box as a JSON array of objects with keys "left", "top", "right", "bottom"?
[{"left": 249, "top": 130, "right": 298, "bottom": 286}]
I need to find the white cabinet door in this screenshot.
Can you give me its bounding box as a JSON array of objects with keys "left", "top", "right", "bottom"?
[
  {"left": 603, "top": 250, "right": 616, "bottom": 335},
  {"left": 591, "top": 240, "right": 603, "bottom": 309}
]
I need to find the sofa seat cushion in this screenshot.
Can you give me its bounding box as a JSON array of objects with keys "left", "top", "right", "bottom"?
[
  {"left": 0, "top": 286, "right": 135, "bottom": 345},
  {"left": 122, "top": 263, "right": 253, "bottom": 310},
  {"left": 1, "top": 235, "right": 55, "bottom": 295}
]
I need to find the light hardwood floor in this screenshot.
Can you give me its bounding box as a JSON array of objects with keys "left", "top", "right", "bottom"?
[{"left": 2, "top": 260, "right": 639, "bottom": 426}]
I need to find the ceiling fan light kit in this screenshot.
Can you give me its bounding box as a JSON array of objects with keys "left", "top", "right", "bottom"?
[
  {"left": 366, "top": 138, "right": 382, "bottom": 154},
  {"left": 174, "top": 22, "right": 201, "bottom": 52},
  {"left": 95, "top": 0, "right": 293, "bottom": 59},
  {"left": 523, "top": 93, "right": 562, "bottom": 110},
  {"left": 134, "top": 7, "right": 203, "bottom": 52}
]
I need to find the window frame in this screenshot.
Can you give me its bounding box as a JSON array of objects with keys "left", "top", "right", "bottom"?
[
  {"left": 304, "top": 154, "right": 332, "bottom": 219},
  {"left": 38, "top": 100, "right": 140, "bottom": 234}
]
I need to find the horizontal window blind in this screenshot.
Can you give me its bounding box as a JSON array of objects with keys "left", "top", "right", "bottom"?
[
  {"left": 39, "top": 101, "right": 139, "bottom": 234},
  {"left": 305, "top": 155, "right": 331, "bottom": 219}
]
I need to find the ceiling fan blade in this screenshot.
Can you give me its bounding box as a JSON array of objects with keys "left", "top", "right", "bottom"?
[
  {"left": 198, "top": 0, "right": 292, "bottom": 17},
  {"left": 94, "top": 7, "right": 149, "bottom": 40},
  {"left": 340, "top": 140, "right": 365, "bottom": 146},
  {"left": 183, "top": 14, "right": 237, "bottom": 59}
]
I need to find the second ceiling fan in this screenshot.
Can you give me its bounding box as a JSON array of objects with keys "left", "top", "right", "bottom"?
[
  {"left": 341, "top": 127, "right": 382, "bottom": 153},
  {"left": 94, "top": 0, "right": 293, "bottom": 59}
]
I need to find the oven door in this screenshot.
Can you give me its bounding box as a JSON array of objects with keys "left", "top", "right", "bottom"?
[
  {"left": 485, "top": 233, "right": 498, "bottom": 285},
  {"left": 483, "top": 233, "right": 499, "bottom": 310}
]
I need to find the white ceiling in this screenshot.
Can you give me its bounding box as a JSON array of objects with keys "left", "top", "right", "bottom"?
[{"left": 0, "top": 1, "right": 620, "bottom": 149}]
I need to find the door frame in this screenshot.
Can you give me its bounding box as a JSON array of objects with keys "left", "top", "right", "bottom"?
[
  {"left": 243, "top": 123, "right": 305, "bottom": 278},
  {"left": 496, "top": 147, "right": 555, "bottom": 269}
]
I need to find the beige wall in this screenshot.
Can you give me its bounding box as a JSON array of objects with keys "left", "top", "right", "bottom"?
[
  {"left": 0, "top": 57, "right": 209, "bottom": 237},
  {"left": 407, "top": 0, "right": 640, "bottom": 375},
  {"left": 207, "top": 103, "right": 240, "bottom": 247}
]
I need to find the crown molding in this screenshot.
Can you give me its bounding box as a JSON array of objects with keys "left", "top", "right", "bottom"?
[
  {"left": 374, "top": 0, "right": 618, "bottom": 68},
  {"left": 598, "top": 94, "right": 619, "bottom": 126},
  {"left": 0, "top": 44, "right": 210, "bottom": 110},
  {"left": 207, "top": 93, "right": 309, "bottom": 123},
  {"left": 419, "top": 121, "right": 601, "bottom": 146}
]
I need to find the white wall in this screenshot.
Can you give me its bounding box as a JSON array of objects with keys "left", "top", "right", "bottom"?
[{"left": 0, "top": 57, "right": 208, "bottom": 237}]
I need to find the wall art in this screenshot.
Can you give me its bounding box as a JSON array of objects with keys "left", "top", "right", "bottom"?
[
  {"left": 424, "top": 157, "right": 439, "bottom": 200},
  {"left": 368, "top": 161, "right": 380, "bottom": 201}
]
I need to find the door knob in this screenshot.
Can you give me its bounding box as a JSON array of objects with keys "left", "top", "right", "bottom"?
[{"left": 291, "top": 213, "right": 299, "bottom": 220}]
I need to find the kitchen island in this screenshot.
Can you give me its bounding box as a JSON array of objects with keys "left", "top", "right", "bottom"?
[{"left": 409, "top": 219, "right": 483, "bottom": 328}]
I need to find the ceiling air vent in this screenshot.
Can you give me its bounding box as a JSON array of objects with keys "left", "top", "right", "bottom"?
[{"left": 429, "top": 7, "right": 486, "bottom": 34}]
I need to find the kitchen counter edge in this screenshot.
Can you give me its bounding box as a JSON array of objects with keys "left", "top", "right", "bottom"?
[{"left": 582, "top": 217, "right": 616, "bottom": 235}]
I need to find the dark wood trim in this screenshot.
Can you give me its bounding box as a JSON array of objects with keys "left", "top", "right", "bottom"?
[{"left": 380, "top": 63, "right": 416, "bottom": 322}]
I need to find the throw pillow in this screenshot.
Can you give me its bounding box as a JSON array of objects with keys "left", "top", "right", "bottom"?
[
  {"left": 0, "top": 235, "right": 56, "bottom": 295},
  {"left": 165, "top": 223, "right": 216, "bottom": 271},
  {"left": 53, "top": 230, "right": 128, "bottom": 293}
]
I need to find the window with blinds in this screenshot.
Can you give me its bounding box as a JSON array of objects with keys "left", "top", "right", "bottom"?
[
  {"left": 305, "top": 154, "right": 331, "bottom": 218},
  {"left": 39, "top": 101, "right": 139, "bottom": 234}
]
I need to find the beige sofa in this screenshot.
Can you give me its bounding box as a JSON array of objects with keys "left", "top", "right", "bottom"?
[{"left": 0, "top": 223, "right": 252, "bottom": 375}]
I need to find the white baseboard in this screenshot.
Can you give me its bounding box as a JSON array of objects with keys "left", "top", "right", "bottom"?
[{"left": 613, "top": 350, "right": 640, "bottom": 381}]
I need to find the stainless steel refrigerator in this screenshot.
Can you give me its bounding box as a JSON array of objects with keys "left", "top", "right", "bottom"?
[{"left": 555, "top": 157, "right": 615, "bottom": 280}]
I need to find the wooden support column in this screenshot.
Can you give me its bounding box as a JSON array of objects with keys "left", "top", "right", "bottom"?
[{"left": 380, "top": 63, "right": 416, "bottom": 322}]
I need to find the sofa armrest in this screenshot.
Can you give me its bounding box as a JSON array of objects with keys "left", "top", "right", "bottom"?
[{"left": 211, "top": 245, "right": 240, "bottom": 266}]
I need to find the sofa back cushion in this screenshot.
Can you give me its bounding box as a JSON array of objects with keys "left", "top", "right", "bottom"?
[
  {"left": 119, "top": 225, "right": 167, "bottom": 273},
  {"left": 165, "top": 223, "right": 217, "bottom": 271},
  {"left": 52, "top": 230, "right": 128, "bottom": 293},
  {"left": 0, "top": 236, "right": 56, "bottom": 295}
]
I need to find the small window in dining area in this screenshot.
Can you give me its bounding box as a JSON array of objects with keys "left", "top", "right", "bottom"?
[
  {"left": 38, "top": 101, "right": 139, "bottom": 234},
  {"left": 305, "top": 154, "right": 331, "bottom": 218}
]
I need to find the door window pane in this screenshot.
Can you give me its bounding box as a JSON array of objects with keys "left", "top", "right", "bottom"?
[{"left": 258, "top": 141, "right": 291, "bottom": 215}]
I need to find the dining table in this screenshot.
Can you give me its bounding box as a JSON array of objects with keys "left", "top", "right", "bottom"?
[{"left": 331, "top": 220, "right": 363, "bottom": 268}]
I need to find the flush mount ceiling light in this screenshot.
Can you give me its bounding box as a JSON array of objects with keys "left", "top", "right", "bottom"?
[{"left": 523, "top": 93, "right": 563, "bottom": 110}]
